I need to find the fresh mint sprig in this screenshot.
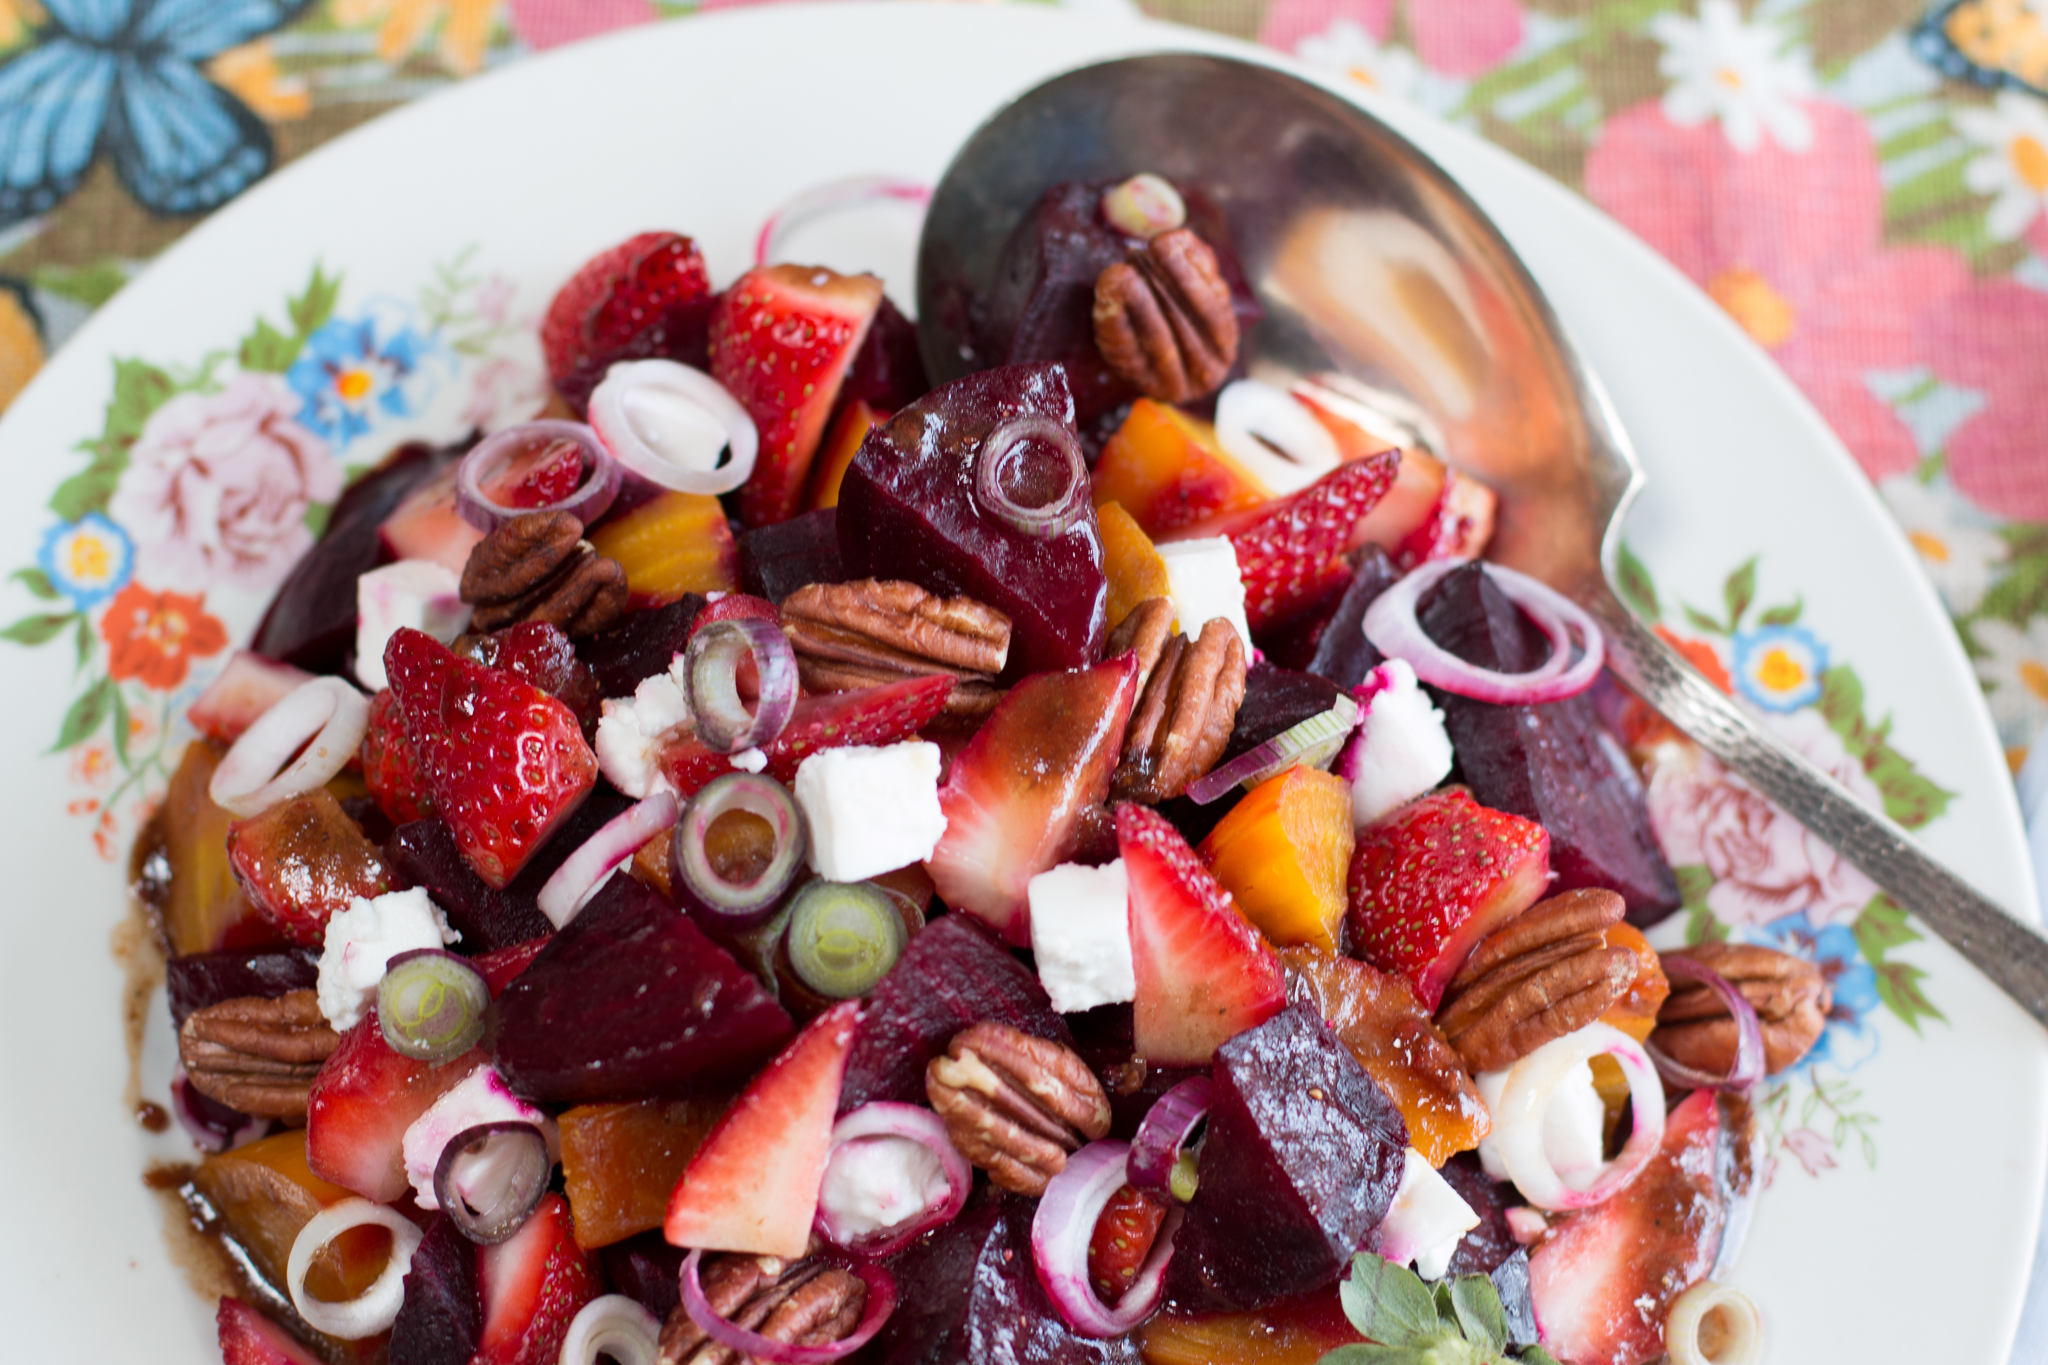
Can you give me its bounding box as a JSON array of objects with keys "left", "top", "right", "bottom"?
[{"left": 1316, "top": 1253, "right": 1561, "bottom": 1365}]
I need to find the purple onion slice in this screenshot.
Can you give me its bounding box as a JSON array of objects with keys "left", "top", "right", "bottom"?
[
  {"left": 455, "top": 420, "right": 620, "bottom": 531},
  {"left": 537, "top": 790, "right": 680, "bottom": 929},
  {"left": 684, "top": 617, "right": 798, "bottom": 753},
  {"left": 814, "top": 1102, "right": 971, "bottom": 1256},
  {"left": 1362, "top": 558, "right": 1605, "bottom": 705},
  {"left": 974, "top": 414, "right": 1090, "bottom": 539},
  {"left": 754, "top": 176, "right": 931, "bottom": 267},
  {"left": 432, "top": 1120, "right": 552, "bottom": 1245},
  {"left": 680, "top": 1250, "right": 896, "bottom": 1364},
  {"left": 1184, "top": 692, "right": 1360, "bottom": 805},
  {"left": 1126, "top": 1077, "right": 1212, "bottom": 1200},
  {"left": 671, "top": 772, "right": 807, "bottom": 929},
  {"left": 1646, "top": 956, "right": 1767, "bottom": 1092},
  {"left": 1030, "top": 1140, "right": 1182, "bottom": 1338}
]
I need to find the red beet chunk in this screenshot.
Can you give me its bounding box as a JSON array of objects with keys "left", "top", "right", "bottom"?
[
  {"left": 837, "top": 363, "right": 1107, "bottom": 680},
  {"left": 1418, "top": 564, "right": 1680, "bottom": 926},
  {"left": 165, "top": 947, "right": 319, "bottom": 1030},
  {"left": 838, "top": 915, "right": 1071, "bottom": 1115},
  {"left": 1166, "top": 1002, "right": 1408, "bottom": 1312},
  {"left": 1304, "top": 547, "right": 1401, "bottom": 689},
  {"left": 738, "top": 507, "right": 845, "bottom": 601},
  {"left": 389, "top": 1214, "right": 480, "bottom": 1365},
  {"left": 1437, "top": 1151, "right": 1521, "bottom": 1277},
  {"left": 838, "top": 295, "right": 929, "bottom": 413},
  {"left": 598, "top": 1233, "right": 687, "bottom": 1323},
  {"left": 574, "top": 596, "right": 705, "bottom": 699},
  {"left": 491, "top": 874, "right": 794, "bottom": 1106}
]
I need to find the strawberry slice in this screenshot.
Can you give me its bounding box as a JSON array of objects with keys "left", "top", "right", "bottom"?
[
  {"left": 476, "top": 1192, "right": 602, "bottom": 1365},
  {"left": 657, "top": 673, "right": 952, "bottom": 798},
  {"left": 711, "top": 264, "right": 884, "bottom": 527},
  {"left": 362, "top": 688, "right": 434, "bottom": 825},
  {"left": 687, "top": 591, "right": 780, "bottom": 640},
  {"left": 1118, "top": 802, "right": 1286, "bottom": 1065},
  {"left": 1089, "top": 1183, "right": 1170, "bottom": 1303},
  {"left": 1345, "top": 786, "right": 1551, "bottom": 1010},
  {"left": 1162, "top": 450, "right": 1400, "bottom": 633},
  {"left": 924, "top": 654, "right": 1140, "bottom": 944},
  {"left": 541, "top": 231, "right": 715, "bottom": 399},
  {"left": 453, "top": 621, "right": 602, "bottom": 726},
  {"left": 665, "top": 999, "right": 861, "bottom": 1256},
  {"left": 305, "top": 1011, "right": 485, "bottom": 1202},
  {"left": 217, "top": 1297, "right": 324, "bottom": 1365},
  {"left": 384, "top": 627, "right": 598, "bottom": 889},
  {"left": 188, "top": 651, "right": 313, "bottom": 746}
]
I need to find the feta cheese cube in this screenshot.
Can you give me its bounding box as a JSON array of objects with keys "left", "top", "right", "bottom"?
[
  {"left": 1344, "top": 659, "right": 1454, "bottom": 826},
  {"left": 317, "top": 887, "right": 459, "bottom": 1031},
  {"left": 594, "top": 666, "right": 693, "bottom": 799},
  {"left": 1155, "top": 537, "right": 1250, "bottom": 650},
  {"left": 794, "top": 742, "right": 948, "bottom": 883},
  {"left": 400, "top": 1065, "right": 557, "bottom": 1210},
  {"left": 1371, "top": 1148, "right": 1481, "bottom": 1281},
  {"left": 355, "top": 560, "right": 470, "bottom": 691},
  {"left": 1028, "top": 859, "right": 1135, "bottom": 1013}
]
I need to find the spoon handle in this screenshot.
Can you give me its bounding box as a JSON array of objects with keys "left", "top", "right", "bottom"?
[{"left": 1590, "top": 592, "right": 2048, "bottom": 1029}]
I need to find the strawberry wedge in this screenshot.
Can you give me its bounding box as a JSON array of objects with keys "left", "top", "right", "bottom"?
[
  {"left": 305, "top": 1012, "right": 485, "bottom": 1202},
  {"left": 1118, "top": 803, "right": 1286, "bottom": 1065},
  {"left": 712, "top": 264, "right": 884, "bottom": 527},
  {"left": 658, "top": 673, "right": 953, "bottom": 798},
  {"left": 476, "top": 1192, "right": 602, "bottom": 1365},
  {"left": 217, "top": 1297, "right": 324, "bottom": 1365}
]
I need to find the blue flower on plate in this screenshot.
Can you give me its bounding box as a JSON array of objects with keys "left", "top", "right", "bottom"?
[
  {"left": 1731, "top": 623, "right": 1828, "bottom": 713},
  {"left": 1752, "top": 910, "right": 1880, "bottom": 1074},
  {"left": 36, "top": 512, "right": 131, "bottom": 608},
  {"left": 287, "top": 308, "right": 432, "bottom": 448}
]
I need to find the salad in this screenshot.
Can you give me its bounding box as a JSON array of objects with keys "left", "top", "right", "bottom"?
[{"left": 137, "top": 169, "right": 1822, "bottom": 1365}]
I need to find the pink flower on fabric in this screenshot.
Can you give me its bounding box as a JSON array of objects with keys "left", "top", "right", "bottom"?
[
  {"left": 1914, "top": 280, "right": 2048, "bottom": 520},
  {"left": 108, "top": 374, "right": 342, "bottom": 593},
  {"left": 505, "top": 0, "right": 654, "bottom": 50},
  {"left": 1260, "top": 0, "right": 1523, "bottom": 79},
  {"left": 1646, "top": 710, "right": 1882, "bottom": 930},
  {"left": 1585, "top": 100, "right": 1969, "bottom": 482}
]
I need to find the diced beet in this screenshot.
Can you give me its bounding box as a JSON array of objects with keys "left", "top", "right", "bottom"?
[
  {"left": 838, "top": 295, "right": 929, "bottom": 414},
  {"left": 871, "top": 1193, "right": 1141, "bottom": 1365},
  {"left": 252, "top": 439, "right": 470, "bottom": 672},
  {"left": 575, "top": 596, "right": 705, "bottom": 698},
  {"left": 1418, "top": 564, "right": 1680, "bottom": 926},
  {"left": 474, "top": 938, "right": 550, "bottom": 996},
  {"left": 491, "top": 874, "right": 794, "bottom": 1105},
  {"left": 1305, "top": 547, "right": 1401, "bottom": 689},
  {"left": 599, "top": 1233, "right": 686, "bottom": 1323},
  {"left": 739, "top": 507, "right": 845, "bottom": 601},
  {"left": 838, "top": 915, "right": 1071, "bottom": 1114},
  {"left": 1167, "top": 1002, "right": 1408, "bottom": 1312},
  {"left": 166, "top": 947, "right": 320, "bottom": 1030},
  {"left": 1438, "top": 1152, "right": 1521, "bottom": 1277},
  {"left": 1066, "top": 1003, "right": 1207, "bottom": 1139},
  {"left": 389, "top": 1214, "right": 480, "bottom": 1365},
  {"left": 1254, "top": 565, "right": 1357, "bottom": 672},
  {"left": 1218, "top": 664, "right": 1346, "bottom": 768},
  {"left": 1489, "top": 1249, "right": 1538, "bottom": 1349},
  {"left": 385, "top": 787, "right": 629, "bottom": 953}
]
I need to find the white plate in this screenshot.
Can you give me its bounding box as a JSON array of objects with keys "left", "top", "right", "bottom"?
[{"left": 0, "top": 7, "right": 2037, "bottom": 1362}]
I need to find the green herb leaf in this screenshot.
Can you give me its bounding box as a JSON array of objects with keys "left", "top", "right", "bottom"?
[
  {"left": 1614, "top": 541, "right": 1659, "bottom": 622},
  {"left": 1315, "top": 1346, "right": 1423, "bottom": 1365},
  {"left": 1338, "top": 1254, "right": 1445, "bottom": 1350},
  {"left": 53, "top": 676, "right": 114, "bottom": 751},
  {"left": 1514, "top": 1347, "right": 1565, "bottom": 1364},
  {"left": 1, "top": 612, "right": 75, "bottom": 645},
  {"left": 10, "top": 567, "right": 59, "bottom": 601},
  {"left": 1722, "top": 557, "right": 1757, "bottom": 632},
  {"left": 1449, "top": 1276, "right": 1509, "bottom": 1353}
]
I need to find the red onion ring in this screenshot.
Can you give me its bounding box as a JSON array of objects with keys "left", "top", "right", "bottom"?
[
  {"left": 432, "top": 1120, "right": 553, "bottom": 1245},
  {"left": 1646, "top": 957, "right": 1767, "bottom": 1091},
  {"left": 680, "top": 1250, "right": 898, "bottom": 1364},
  {"left": 685, "top": 617, "right": 798, "bottom": 753},
  {"left": 753, "top": 175, "right": 931, "bottom": 267},
  {"left": 1185, "top": 693, "right": 1361, "bottom": 806},
  {"left": 1030, "top": 1140, "right": 1182, "bottom": 1338},
  {"left": 537, "top": 790, "right": 680, "bottom": 928},
  {"left": 1362, "top": 558, "right": 1605, "bottom": 704},
  {"left": 671, "top": 772, "right": 808, "bottom": 929},
  {"left": 588, "top": 360, "right": 758, "bottom": 497},
  {"left": 814, "top": 1102, "right": 971, "bottom": 1256},
  {"left": 974, "top": 414, "right": 1090, "bottom": 539},
  {"left": 1492, "top": 1023, "right": 1665, "bottom": 1212},
  {"left": 455, "top": 420, "right": 619, "bottom": 531},
  {"left": 1126, "top": 1078, "right": 1212, "bottom": 1200},
  {"left": 209, "top": 676, "right": 370, "bottom": 818}
]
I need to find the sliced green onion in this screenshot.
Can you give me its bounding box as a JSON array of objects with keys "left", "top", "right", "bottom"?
[
  {"left": 377, "top": 949, "right": 488, "bottom": 1062},
  {"left": 784, "top": 881, "right": 907, "bottom": 999},
  {"left": 1185, "top": 693, "right": 1361, "bottom": 805}
]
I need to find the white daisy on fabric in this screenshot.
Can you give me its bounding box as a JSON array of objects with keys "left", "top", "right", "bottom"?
[
  {"left": 1879, "top": 475, "right": 2011, "bottom": 614},
  {"left": 1954, "top": 91, "right": 2048, "bottom": 242},
  {"left": 1971, "top": 616, "right": 2048, "bottom": 753},
  {"left": 1650, "top": 0, "right": 1817, "bottom": 152},
  {"left": 1296, "top": 19, "right": 1423, "bottom": 103}
]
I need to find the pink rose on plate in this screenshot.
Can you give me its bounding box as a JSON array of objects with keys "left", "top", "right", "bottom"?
[
  {"left": 1779, "top": 1126, "right": 1838, "bottom": 1179},
  {"left": 1647, "top": 708, "right": 1881, "bottom": 929},
  {"left": 109, "top": 373, "right": 342, "bottom": 593}
]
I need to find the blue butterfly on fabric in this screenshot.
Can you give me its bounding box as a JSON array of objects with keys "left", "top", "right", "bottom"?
[
  {"left": 0, "top": 0, "right": 317, "bottom": 230},
  {"left": 1911, "top": 0, "right": 2048, "bottom": 100}
]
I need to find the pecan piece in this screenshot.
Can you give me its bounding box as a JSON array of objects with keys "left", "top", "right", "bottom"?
[
  {"left": 1093, "top": 228, "right": 1240, "bottom": 404},
  {"left": 1103, "top": 596, "right": 1175, "bottom": 696},
  {"left": 781, "top": 579, "right": 1010, "bottom": 717},
  {"left": 459, "top": 510, "right": 628, "bottom": 638},
  {"left": 925, "top": 1021, "right": 1112, "bottom": 1196},
  {"left": 1111, "top": 617, "right": 1247, "bottom": 804},
  {"left": 1654, "top": 942, "right": 1831, "bottom": 1077},
  {"left": 1436, "top": 889, "right": 1640, "bottom": 1073},
  {"left": 659, "top": 1251, "right": 866, "bottom": 1365},
  {"left": 178, "top": 990, "right": 340, "bottom": 1121}
]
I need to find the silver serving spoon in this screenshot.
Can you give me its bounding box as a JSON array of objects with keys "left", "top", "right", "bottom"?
[{"left": 914, "top": 51, "right": 2048, "bottom": 1028}]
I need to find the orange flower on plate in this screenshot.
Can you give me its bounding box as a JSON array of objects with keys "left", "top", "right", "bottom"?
[
  {"left": 100, "top": 584, "right": 228, "bottom": 691},
  {"left": 1655, "top": 625, "right": 1733, "bottom": 694}
]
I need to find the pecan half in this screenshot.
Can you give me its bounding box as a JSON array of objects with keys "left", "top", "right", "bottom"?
[
  {"left": 460, "top": 510, "right": 628, "bottom": 638},
  {"left": 1111, "top": 616, "right": 1247, "bottom": 804},
  {"left": 1654, "top": 942, "right": 1831, "bottom": 1076},
  {"left": 781, "top": 579, "right": 1010, "bottom": 717},
  {"left": 659, "top": 1251, "right": 866, "bottom": 1365},
  {"left": 1104, "top": 596, "right": 1175, "bottom": 696},
  {"left": 1436, "top": 889, "right": 1640, "bottom": 1073},
  {"left": 1093, "top": 228, "right": 1240, "bottom": 404},
  {"left": 925, "top": 1021, "right": 1112, "bottom": 1196},
  {"left": 178, "top": 990, "right": 340, "bottom": 1121}
]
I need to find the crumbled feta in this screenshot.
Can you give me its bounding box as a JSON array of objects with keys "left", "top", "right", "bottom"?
[
  {"left": 594, "top": 664, "right": 693, "bottom": 799},
  {"left": 731, "top": 746, "right": 768, "bottom": 774},
  {"left": 316, "top": 887, "right": 459, "bottom": 1031},
  {"left": 355, "top": 560, "right": 470, "bottom": 691},
  {"left": 1344, "top": 659, "right": 1454, "bottom": 826},
  {"left": 817, "top": 1133, "right": 951, "bottom": 1242},
  {"left": 1028, "top": 860, "right": 1135, "bottom": 1013},
  {"left": 400, "top": 1064, "right": 558, "bottom": 1210},
  {"left": 1475, "top": 1058, "right": 1609, "bottom": 1194},
  {"left": 1155, "top": 536, "right": 1251, "bottom": 650},
  {"left": 1371, "top": 1148, "right": 1481, "bottom": 1281},
  {"left": 794, "top": 742, "right": 948, "bottom": 883}
]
